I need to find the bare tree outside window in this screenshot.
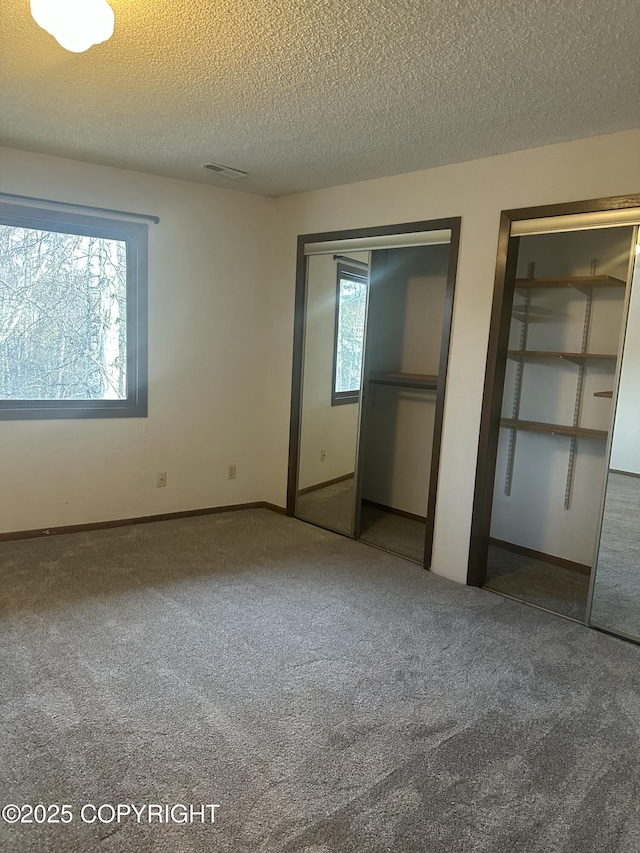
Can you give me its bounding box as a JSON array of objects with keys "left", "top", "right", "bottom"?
[
  {"left": 0, "top": 226, "right": 127, "bottom": 400},
  {"left": 0, "top": 203, "right": 147, "bottom": 419},
  {"left": 332, "top": 265, "right": 367, "bottom": 405}
]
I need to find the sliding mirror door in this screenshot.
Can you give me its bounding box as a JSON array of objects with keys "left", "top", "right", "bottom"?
[
  {"left": 590, "top": 234, "right": 640, "bottom": 641},
  {"left": 289, "top": 219, "right": 460, "bottom": 568},
  {"left": 295, "top": 251, "right": 369, "bottom": 535},
  {"left": 484, "top": 225, "right": 634, "bottom": 620},
  {"left": 469, "top": 194, "right": 640, "bottom": 639}
]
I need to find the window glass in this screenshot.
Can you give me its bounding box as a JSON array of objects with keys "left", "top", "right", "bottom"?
[
  {"left": 0, "top": 203, "right": 147, "bottom": 419},
  {"left": 334, "top": 269, "right": 367, "bottom": 402},
  {"left": 0, "top": 225, "right": 127, "bottom": 400}
]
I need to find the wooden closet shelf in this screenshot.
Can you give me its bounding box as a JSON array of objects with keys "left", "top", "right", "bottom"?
[
  {"left": 507, "top": 350, "right": 617, "bottom": 361},
  {"left": 594, "top": 390, "right": 613, "bottom": 398},
  {"left": 369, "top": 372, "right": 438, "bottom": 390},
  {"left": 501, "top": 418, "right": 607, "bottom": 440},
  {"left": 514, "top": 275, "right": 626, "bottom": 290}
]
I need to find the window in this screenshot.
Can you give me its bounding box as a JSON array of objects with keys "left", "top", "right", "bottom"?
[
  {"left": 0, "top": 202, "right": 147, "bottom": 419},
  {"left": 332, "top": 263, "right": 368, "bottom": 405}
]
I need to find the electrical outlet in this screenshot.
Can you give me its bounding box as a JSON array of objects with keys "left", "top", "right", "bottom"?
[
  {"left": 227, "top": 464, "right": 237, "bottom": 480},
  {"left": 156, "top": 471, "right": 167, "bottom": 488},
  {"left": 320, "top": 450, "right": 326, "bottom": 462}
]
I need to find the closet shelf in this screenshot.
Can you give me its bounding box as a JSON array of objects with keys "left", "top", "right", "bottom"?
[
  {"left": 507, "top": 350, "right": 617, "bottom": 362},
  {"left": 369, "top": 372, "right": 438, "bottom": 390},
  {"left": 504, "top": 265, "right": 625, "bottom": 512},
  {"left": 514, "top": 275, "right": 626, "bottom": 290},
  {"left": 594, "top": 390, "right": 613, "bottom": 398},
  {"left": 501, "top": 418, "right": 607, "bottom": 440}
]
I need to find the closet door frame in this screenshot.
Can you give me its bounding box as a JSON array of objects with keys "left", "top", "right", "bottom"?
[
  {"left": 287, "top": 217, "right": 461, "bottom": 570},
  {"left": 467, "top": 193, "right": 640, "bottom": 588}
]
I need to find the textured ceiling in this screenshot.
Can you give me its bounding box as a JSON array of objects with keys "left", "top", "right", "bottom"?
[{"left": 1, "top": 0, "right": 639, "bottom": 197}]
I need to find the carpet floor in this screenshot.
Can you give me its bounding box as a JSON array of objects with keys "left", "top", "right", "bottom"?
[
  {"left": 1, "top": 509, "right": 640, "bottom": 853},
  {"left": 484, "top": 545, "right": 589, "bottom": 621},
  {"left": 359, "top": 506, "right": 426, "bottom": 564},
  {"left": 297, "top": 480, "right": 426, "bottom": 562},
  {"left": 296, "top": 479, "right": 355, "bottom": 536}
]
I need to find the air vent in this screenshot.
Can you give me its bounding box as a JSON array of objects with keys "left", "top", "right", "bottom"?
[{"left": 203, "top": 163, "right": 248, "bottom": 179}]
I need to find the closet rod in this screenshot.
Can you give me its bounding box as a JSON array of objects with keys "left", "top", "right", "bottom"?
[{"left": 0, "top": 192, "right": 160, "bottom": 224}]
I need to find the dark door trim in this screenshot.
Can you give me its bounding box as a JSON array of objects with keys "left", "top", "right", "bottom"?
[
  {"left": 467, "top": 193, "right": 640, "bottom": 587},
  {"left": 287, "top": 217, "right": 462, "bottom": 571}
]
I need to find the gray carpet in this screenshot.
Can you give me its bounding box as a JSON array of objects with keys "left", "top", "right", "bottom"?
[
  {"left": 297, "top": 480, "right": 426, "bottom": 562},
  {"left": 296, "top": 479, "right": 355, "bottom": 535},
  {"left": 1, "top": 509, "right": 640, "bottom": 853},
  {"left": 591, "top": 472, "right": 640, "bottom": 639},
  {"left": 485, "top": 545, "right": 589, "bottom": 621},
  {"left": 359, "top": 505, "right": 426, "bottom": 563}
]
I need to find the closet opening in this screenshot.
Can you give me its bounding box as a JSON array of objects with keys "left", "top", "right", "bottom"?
[
  {"left": 469, "top": 195, "right": 640, "bottom": 633},
  {"left": 287, "top": 219, "right": 461, "bottom": 568}
]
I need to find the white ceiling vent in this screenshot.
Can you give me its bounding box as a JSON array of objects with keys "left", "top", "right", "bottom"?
[{"left": 203, "top": 163, "right": 248, "bottom": 179}]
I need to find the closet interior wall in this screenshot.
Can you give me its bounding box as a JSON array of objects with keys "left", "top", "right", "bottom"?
[{"left": 360, "top": 245, "right": 448, "bottom": 519}]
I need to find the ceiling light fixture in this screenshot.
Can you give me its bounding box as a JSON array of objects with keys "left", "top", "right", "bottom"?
[{"left": 31, "top": 0, "right": 115, "bottom": 53}]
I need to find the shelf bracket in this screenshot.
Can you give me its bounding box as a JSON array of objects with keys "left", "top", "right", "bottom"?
[
  {"left": 564, "top": 436, "right": 578, "bottom": 510},
  {"left": 564, "top": 288, "right": 593, "bottom": 510},
  {"left": 505, "top": 427, "right": 517, "bottom": 497},
  {"left": 505, "top": 280, "right": 532, "bottom": 496}
]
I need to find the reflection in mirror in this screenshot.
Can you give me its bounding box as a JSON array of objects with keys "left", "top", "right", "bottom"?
[
  {"left": 333, "top": 263, "right": 368, "bottom": 405},
  {"left": 296, "top": 251, "right": 370, "bottom": 535},
  {"left": 484, "top": 226, "right": 634, "bottom": 620},
  {"left": 292, "top": 221, "right": 459, "bottom": 565},
  {"left": 590, "top": 244, "right": 640, "bottom": 640}
]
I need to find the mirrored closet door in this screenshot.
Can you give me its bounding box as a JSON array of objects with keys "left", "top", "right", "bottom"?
[
  {"left": 295, "top": 251, "right": 370, "bottom": 537},
  {"left": 469, "top": 195, "right": 640, "bottom": 642},
  {"left": 589, "top": 236, "right": 640, "bottom": 642},
  {"left": 486, "top": 225, "right": 635, "bottom": 620},
  {"left": 288, "top": 220, "right": 460, "bottom": 567}
]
